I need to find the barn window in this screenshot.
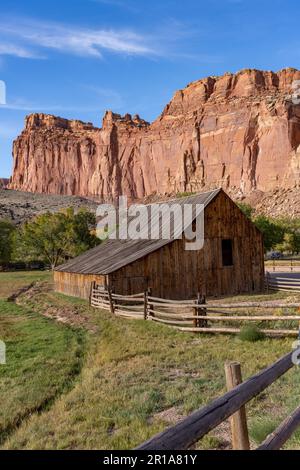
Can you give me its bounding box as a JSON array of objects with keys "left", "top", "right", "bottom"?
[{"left": 222, "top": 239, "right": 233, "bottom": 266}]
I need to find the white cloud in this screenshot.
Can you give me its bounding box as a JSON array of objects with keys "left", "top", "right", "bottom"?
[
  {"left": 0, "top": 17, "right": 154, "bottom": 59},
  {"left": 0, "top": 16, "right": 223, "bottom": 64},
  {"left": 1, "top": 103, "right": 90, "bottom": 112},
  {"left": 0, "top": 98, "right": 120, "bottom": 113},
  {"left": 0, "top": 84, "right": 124, "bottom": 113},
  {"left": 0, "top": 43, "right": 39, "bottom": 59}
]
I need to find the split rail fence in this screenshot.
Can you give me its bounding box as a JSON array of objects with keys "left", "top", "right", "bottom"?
[
  {"left": 265, "top": 272, "right": 300, "bottom": 293},
  {"left": 136, "top": 351, "right": 300, "bottom": 450},
  {"left": 90, "top": 283, "right": 300, "bottom": 337},
  {"left": 265, "top": 258, "right": 300, "bottom": 273}
]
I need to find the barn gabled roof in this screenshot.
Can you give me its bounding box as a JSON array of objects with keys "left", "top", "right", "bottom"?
[{"left": 55, "top": 188, "right": 221, "bottom": 275}]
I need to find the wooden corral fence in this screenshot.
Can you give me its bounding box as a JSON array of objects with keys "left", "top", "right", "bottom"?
[
  {"left": 90, "top": 283, "right": 300, "bottom": 337},
  {"left": 266, "top": 272, "right": 300, "bottom": 293},
  {"left": 265, "top": 258, "right": 300, "bottom": 273},
  {"left": 90, "top": 283, "right": 145, "bottom": 319},
  {"left": 137, "top": 351, "right": 300, "bottom": 450}
]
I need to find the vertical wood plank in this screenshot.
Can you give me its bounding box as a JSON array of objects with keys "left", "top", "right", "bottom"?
[
  {"left": 108, "top": 286, "right": 115, "bottom": 314},
  {"left": 148, "top": 287, "right": 153, "bottom": 318},
  {"left": 199, "top": 294, "right": 207, "bottom": 328},
  {"left": 89, "top": 280, "right": 96, "bottom": 306},
  {"left": 144, "top": 289, "right": 148, "bottom": 320},
  {"left": 225, "top": 361, "right": 250, "bottom": 450}
]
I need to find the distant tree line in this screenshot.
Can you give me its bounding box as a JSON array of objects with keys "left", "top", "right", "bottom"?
[
  {"left": 0, "top": 208, "right": 101, "bottom": 270},
  {"left": 237, "top": 202, "right": 300, "bottom": 254}
]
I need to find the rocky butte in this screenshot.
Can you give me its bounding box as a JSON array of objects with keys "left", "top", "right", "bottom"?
[{"left": 9, "top": 68, "right": 300, "bottom": 202}]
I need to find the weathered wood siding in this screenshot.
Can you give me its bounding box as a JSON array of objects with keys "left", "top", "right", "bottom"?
[
  {"left": 109, "top": 191, "right": 264, "bottom": 299},
  {"left": 54, "top": 271, "right": 105, "bottom": 300}
]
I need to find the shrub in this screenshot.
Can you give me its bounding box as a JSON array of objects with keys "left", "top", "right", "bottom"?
[{"left": 238, "top": 325, "right": 265, "bottom": 342}]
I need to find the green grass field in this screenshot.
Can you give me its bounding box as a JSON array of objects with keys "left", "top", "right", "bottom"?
[
  {"left": 0, "top": 271, "right": 51, "bottom": 298},
  {"left": 1, "top": 272, "right": 300, "bottom": 449}
]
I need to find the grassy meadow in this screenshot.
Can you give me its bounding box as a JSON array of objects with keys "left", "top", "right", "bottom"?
[{"left": 0, "top": 271, "right": 300, "bottom": 449}]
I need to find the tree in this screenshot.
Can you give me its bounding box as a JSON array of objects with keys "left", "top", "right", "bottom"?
[
  {"left": 0, "top": 219, "right": 15, "bottom": 264},
  {"left": 236, "top": 202, "right": 254, "bottom": 219},
  {"left": 253, "top": 215, "right": 284, "bottom": 252},
  {"left": 17, "top": 208, "right": 100, "bottom": 269},
  {"left": 70, "top": 208, "right": 100, "bottom": 257},
  {"left": 275, "top": 232, "right": 298, "bottom": 255}
]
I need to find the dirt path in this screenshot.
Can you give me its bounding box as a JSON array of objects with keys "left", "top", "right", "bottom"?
[{"left": 15, "top": 281, "right": 99, "bottom": 332}]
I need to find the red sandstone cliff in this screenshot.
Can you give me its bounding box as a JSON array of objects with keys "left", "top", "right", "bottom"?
[
  {"left": 0, "top": 178, "right": 9, "bottom": 188},
  {"left": 9, "top": 68, "right": 300, "bottom": 200}
]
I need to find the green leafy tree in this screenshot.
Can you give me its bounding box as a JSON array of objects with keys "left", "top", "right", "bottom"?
[
  {"left": 16, "top": 208, "right": 100, "bottom": 269},
  {"left": 293, "top": 232, "right": 300, "bottom": 254},
  {"left": 236, "top": 202, "right": 254, "bottom": 219},
  {"left": 0, "top": 219, "right": 16, "bottom": 264},
  {"left": 71, "top": 208, "right": 100, "bottom": 256},
  {"left": 275, "top": 232, "right": 298, "bottom": 255},
  {"left": 253, "top": 215, "right": 284, "bottom": 252},
  {"left": 270, "top": 217, "right": 300, "bottom": 254}
]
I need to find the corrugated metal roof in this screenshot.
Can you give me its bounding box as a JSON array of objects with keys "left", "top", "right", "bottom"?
[{"left": 55, "top": 188, "right": 221, "bottom": 275}]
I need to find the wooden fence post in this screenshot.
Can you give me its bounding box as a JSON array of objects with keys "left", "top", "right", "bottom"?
[
  {"left": 199, "top": 294, "right": 207, "bottom": 328},
  {"left": 225, "top": 361, "right": 250, "bottom": 450},
  {"left": 266, "top": 272, "right": 269, "bottom": 293},
  {"left": 107, "top": 286, "right": 115, "bottom": 314},
  {"left": 193, "top": 294, "right": 207, "bottom": 327},
  {"left": 144, "top": 289, "right": 148, "bottom": 320},
  {"left": 193, "top": 297, "right": 198, "bottom": 327},
  {"left": 147, "top": 287, "right": 153, "bottom": 318},
  {"left": 89, "top": 281, "right": 96, "bottom": 306}
]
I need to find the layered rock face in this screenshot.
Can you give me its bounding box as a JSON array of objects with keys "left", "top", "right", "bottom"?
[
  {"left": 0, "top": 178, "right": 9, "bottom": 188},
  {"left": 10, "top": 68, "right": 300, "bottom": 200}
]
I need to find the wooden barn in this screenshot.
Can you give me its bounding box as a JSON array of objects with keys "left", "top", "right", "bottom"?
[{"left": 54, "top": 189, "right": 265, "bottom": 300}]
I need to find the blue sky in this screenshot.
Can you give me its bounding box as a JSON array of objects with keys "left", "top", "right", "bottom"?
[{"left": 0, "top": 0, "right": 299, "bottom": 177}]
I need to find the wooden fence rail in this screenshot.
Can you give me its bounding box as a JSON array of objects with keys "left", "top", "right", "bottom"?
[
  {"left": 137, "top": 351, "right": 300, "bottom": 450},
  {"left": 265, "top": 258, "right": 300, "bottom": 273},
  {"left": 257, "top": 404, "right": 300, "bottom": 450},
  {"left": 90, "top": 284, "right": 300, "bottom": 336},
  {"left": 265, "top": 272, "right": 300, "bottom": 292}
]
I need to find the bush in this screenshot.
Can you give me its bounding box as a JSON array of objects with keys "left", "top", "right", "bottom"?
[{"left": 238, "top": 325, "right": 265, "bottom": 342}]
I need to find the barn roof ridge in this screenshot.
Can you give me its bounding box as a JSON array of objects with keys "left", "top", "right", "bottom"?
[
  {"left": 55, "top": 188, "right": 222, "bottom": 275},
  {"left": 141, "top": 187, "right": 222, "bottom": 207}
]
